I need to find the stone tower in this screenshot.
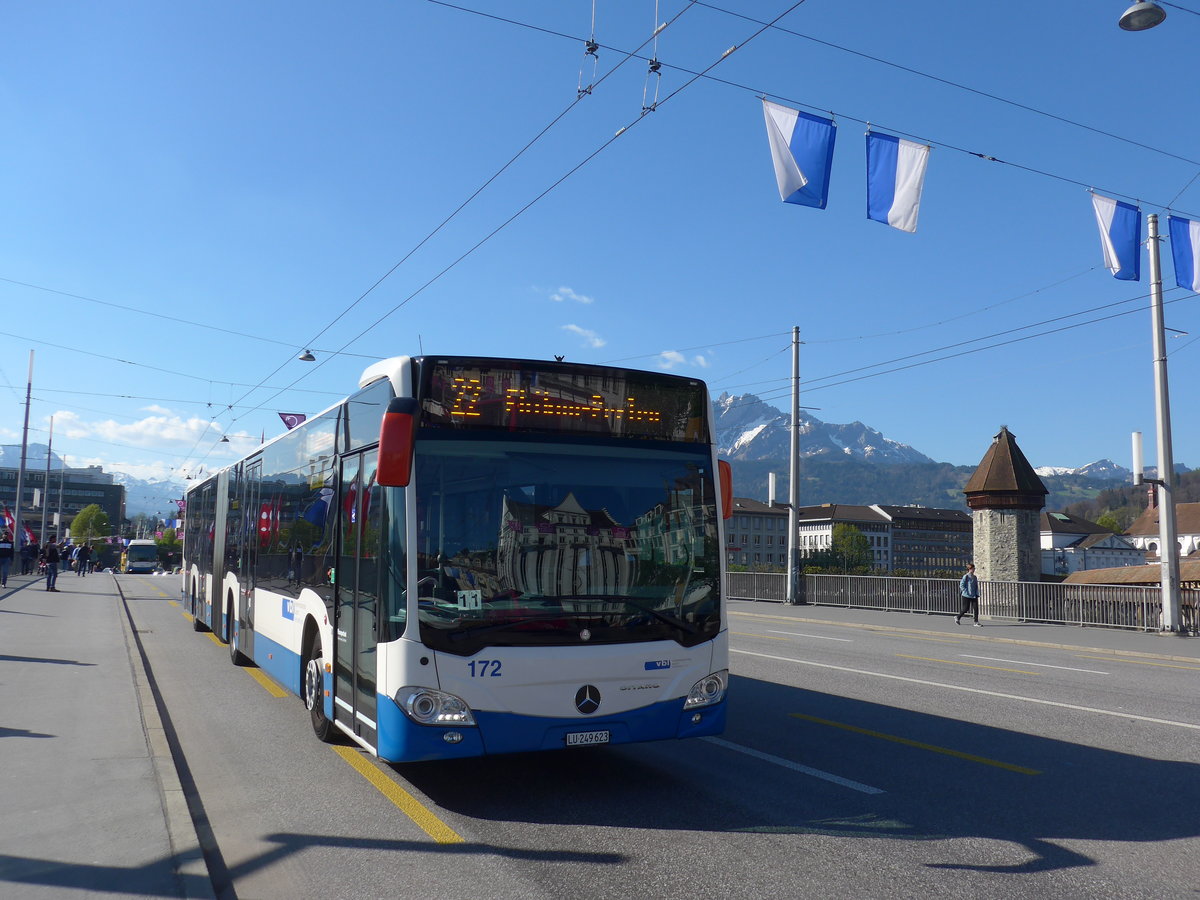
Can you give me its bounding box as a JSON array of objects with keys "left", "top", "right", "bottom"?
[{"left": 963, "top": 426, "right": 1048, "bottom": 582}]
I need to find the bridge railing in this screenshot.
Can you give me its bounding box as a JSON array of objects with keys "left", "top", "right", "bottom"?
[{"left": 726, "top": 571, "right": 1197, "bottom": 632}]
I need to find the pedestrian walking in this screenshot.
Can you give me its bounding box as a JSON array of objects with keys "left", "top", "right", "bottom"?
[
  {"left": 75, "top": 543, "right": 92, "bottom": 576},
  {"left": 956, "top": 562, "right": 980, "bottom": 626},
  {"left": 41, "top": 538, "right": 61, "bottom": 592},
  {"left": 0, "top": 529, "right": 13, "bottom": 587},
  {"left": 21, "top": 541, "right": 35, "bottom": 575}
]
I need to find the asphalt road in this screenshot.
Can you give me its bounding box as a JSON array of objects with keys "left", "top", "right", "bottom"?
[{"left": 119, "top": 581, "right": 1200, "bottom": 900}]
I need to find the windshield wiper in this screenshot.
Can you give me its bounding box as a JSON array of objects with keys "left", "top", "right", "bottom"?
[{"left": 552, "top": 595, "right": 698, "bottom": 636}]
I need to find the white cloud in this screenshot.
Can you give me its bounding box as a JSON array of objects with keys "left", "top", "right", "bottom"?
[
  {"left": 657, "top": 350, "right": 711, "bottom": 370},
  {"left": 54, "top": 408, "right": 223, "bottom": 448},
  {"left": 563, "top": 324, "right": 606, "bottom": 348},
  {"left": 550, "top": 286, "right": 595, "bottom": 304}
]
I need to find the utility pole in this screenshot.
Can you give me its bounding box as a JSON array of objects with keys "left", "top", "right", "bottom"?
[
  {"left": 40, "top": 415, "right": 53, "bottom": 546},
  {"left": 12, "top": 351, "right": 33, "bottom": 556},
  {"left": 1146, "top": 214, "right": 1182, "bottom": 631},
  {"left": 786, "top": 327, "right": 804, "bottom": 605}
]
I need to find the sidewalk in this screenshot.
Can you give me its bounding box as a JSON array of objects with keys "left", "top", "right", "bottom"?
[
  {"left": 0, "top": 571, "right": 213, "bottom": 900},
  {"left": 729, "top": 598, "right": 1200, "bottom": 663}
]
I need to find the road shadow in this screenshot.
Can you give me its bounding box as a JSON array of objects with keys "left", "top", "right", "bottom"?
[{"left": 396, "top": 673, "right": 1200, "bottom": 876}]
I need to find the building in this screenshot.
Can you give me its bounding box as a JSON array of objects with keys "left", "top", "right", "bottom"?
[
  {"left": 1124, "top": 501, "right": 1200, "bottom": 560},
  {"left": 795, "top": 504, "right": 891, "bottom": 570},
  {"left": 964, "top": 426, "right": 1047, "bottom": 582},
  {"left": 1041, "top": 511, "right": 1143, "bottom": 577},
  {"left": 0, "top": 464, "right": 125, "bottom": 540},
  {"left": 725, "top": 498, "right": 791, "bottom": 568},
  {"left": 726, "top": 498, "right": 971, "bottom": 575},
  {"left": 875, "top": 504, "right": 973, "bottom": 576}
]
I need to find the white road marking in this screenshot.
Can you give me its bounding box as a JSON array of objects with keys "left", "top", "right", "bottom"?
[
  {"left": 701, "top": 736, "right": 885, "bottom": 794},
  {"left": 732, "top": 648, "right": 1200, "bottom": 731},
  {"left": 767, "top": 630, "right": 853, "bottom": 642},
  {"left": 959, "top": 654, "right": 1109, "bottom": 675}
]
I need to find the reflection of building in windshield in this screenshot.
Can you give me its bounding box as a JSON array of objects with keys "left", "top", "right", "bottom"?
[
  {"left": 637, "top": 491, "right": 702, "bottom": 566},
  {"left": 498, "top": 493, "right": 636, "bottom": 597}
]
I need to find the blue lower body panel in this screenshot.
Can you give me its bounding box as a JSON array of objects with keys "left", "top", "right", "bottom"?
[{"left": 375, "top": 696, "right": 726, "bottom": 763}]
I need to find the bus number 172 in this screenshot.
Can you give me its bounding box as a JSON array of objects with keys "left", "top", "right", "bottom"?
[{"left": 468, "top": 660, "right": 502, "bottom": 677}]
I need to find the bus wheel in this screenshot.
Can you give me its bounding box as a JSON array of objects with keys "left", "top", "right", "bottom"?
[
  {"left": 228, "top": 599, "right": 251, "bottom": 667},
  {"left": 304, "top": 637, "right": 336, "bottom": 743},
  {"left": 191, "top": 585, "right": 209, "bottom": 632}
]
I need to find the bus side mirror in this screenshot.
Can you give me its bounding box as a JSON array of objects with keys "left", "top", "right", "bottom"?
[
  {"left": 378, "top": 397, "right": 419, "bottom": 487},
  {"left": 718, "top": 459, "right": 733, "bottom": 520}
]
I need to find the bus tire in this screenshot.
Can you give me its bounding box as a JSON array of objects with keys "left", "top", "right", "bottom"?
[
  {"left": 191, "top": 584, "right": 209, "bottom": 632},
  {"left": 304, "top": 636, "right": 336, "bottom": 743},
  {"left": 228, "top": 597, "right": 251, "bottom": 667}
]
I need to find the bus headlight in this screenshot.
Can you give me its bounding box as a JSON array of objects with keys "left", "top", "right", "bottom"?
[
  {"left": 683, "top": 670, "right": 727, "bottom": 709},
  {"left": 394, "top": 687, "right": 477, "bottom": 727}
]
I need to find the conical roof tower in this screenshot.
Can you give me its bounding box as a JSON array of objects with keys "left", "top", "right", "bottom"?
[{"left": 964, "top": 426, "right": 1047, "bottom": 582}]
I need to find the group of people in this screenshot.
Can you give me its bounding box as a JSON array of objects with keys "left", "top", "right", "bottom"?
[{"left": 0, "top": 532, "right": 96, "bottom": 592}]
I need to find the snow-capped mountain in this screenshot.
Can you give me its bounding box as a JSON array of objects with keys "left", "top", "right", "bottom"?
[
  {"left": 111, "top": 472, "right": 188, "bottom": 517},
  {"left": 713, "top": 393, "right": 934, "bottom": 464},
  {"left": 1034, "top": 459, "right": 1132, "bottom": 481}
]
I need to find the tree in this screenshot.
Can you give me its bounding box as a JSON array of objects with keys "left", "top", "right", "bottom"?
[
  {"left": 831, "top": 523, "right": 873, "bottom": 574},
  {"left": 69, "top": 504, "right": 111, "bottom": 545},
  {"left": 802, "top": 524, "right": 875, "bottom": 575},
  {"left": 156, "top": 527, "right": 182, "bottom": 570},
  {"left": 1095, "top": 513, "right": 1123, "bottom": 535}
]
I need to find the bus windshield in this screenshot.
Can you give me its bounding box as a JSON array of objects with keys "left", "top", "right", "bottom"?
[
  {"left": 127, "top": 545, "right": 158, "bottom": 563},
  {"left": 413, "top": 439, "right": 721, "bottom": 656}
]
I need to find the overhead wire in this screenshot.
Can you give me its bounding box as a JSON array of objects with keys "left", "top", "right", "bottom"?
[
  {"left": 434, "top": 0, "right": 1200, "bottom": 215},
  {"left": 223, "top": 1, "right": 704, "bottom": 429},
  {"left": 217, "top": 1, "right": 803, "bottom": 436}
]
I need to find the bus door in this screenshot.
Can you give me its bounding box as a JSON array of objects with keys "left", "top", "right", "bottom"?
[
  {"left": 239, "top": 459, "right": 262, "bottom": 650},
  {"left": 334, "top": 449, "right": 382, "bottom": 746}
]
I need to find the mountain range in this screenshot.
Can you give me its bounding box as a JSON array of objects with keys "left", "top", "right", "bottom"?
[{"left": 1, "top": 398, "right": 1168, "bottom": 516}]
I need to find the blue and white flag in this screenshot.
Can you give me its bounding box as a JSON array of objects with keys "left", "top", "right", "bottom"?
[
  {"left": 1168, "top": 215, "right": 1200, "bottom": 292},
  {"left": 866, "top": 132, "right": 930, "bottom": 233},
  {"left": 762, "top": 99, "right": 836, "bottom": 210},
  {"left": 1091, "top": 194, "right": 1141, "bottom": 281}
]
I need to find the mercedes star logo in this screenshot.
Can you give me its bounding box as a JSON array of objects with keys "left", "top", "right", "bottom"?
[{"left": 575, "top": 684, "right": 601, "bottom": 715}]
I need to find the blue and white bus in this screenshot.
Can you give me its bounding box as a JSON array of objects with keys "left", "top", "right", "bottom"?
[{"left": 182, "top": 356, "right": 730, "bottom": 762}]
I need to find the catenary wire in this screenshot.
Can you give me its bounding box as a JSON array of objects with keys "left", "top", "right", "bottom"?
[{"left": 217, "top": 1, "right": 812, "bottom": 435}]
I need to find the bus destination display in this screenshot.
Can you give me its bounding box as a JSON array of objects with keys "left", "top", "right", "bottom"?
[{"left": 420, "top": 361, "right": 706, "bottom": 442}]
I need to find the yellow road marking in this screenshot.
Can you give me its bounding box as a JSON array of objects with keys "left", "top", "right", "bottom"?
[
  {"left": 790, "top": 713, "right": 1041, "bottom": 775},
  {"left": 897, "top": 654, "right": 1041, "bottom": 675},
  {"left": 731, "top": 631, "right": 791, "bottom": 641},
  {"left": 246, "top": 668, "right": 288, "bottom": 698},
  {"left": 333, "top": 746, "right": 464, "bottom": 843},
  {"left": 205, "top": 633, "right": 222, "bottom": 647},
  {"left": 169, "top": 600, "right": 180, "bottom": 607},
  {"left": 1076, "top": 655, "right": 1200, "bottom": 671},
  {"left": 892, "top": 635, "right": 963, "bottom": 645}
]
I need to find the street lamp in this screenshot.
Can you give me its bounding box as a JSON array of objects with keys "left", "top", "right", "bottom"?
[{"left": 1119, "top": 2, "right": 1167, "bottom": 31}]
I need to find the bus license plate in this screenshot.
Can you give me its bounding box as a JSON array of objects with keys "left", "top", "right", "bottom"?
[{"left": 565, "top": 730, "right": 610, "bottom": 747}]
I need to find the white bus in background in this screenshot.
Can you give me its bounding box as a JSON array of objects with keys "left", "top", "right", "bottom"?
[
  {"left": 182, "top": 355, "right": 731, "bottom": 763},
  {"left": 122, "top": 539, "right": 159, "bottom": 574}
]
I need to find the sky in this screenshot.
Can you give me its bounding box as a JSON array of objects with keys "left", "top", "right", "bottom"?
[{"left": 2, "top": 1, "right": 1199, "bottom": 484}]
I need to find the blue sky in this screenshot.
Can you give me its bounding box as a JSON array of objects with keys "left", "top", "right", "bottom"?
[{"left": 2, "top": 1, "right": 1198, "bottom": 483}]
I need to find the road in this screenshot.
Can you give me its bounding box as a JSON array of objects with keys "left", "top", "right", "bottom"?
[{"left": 119, "top": 580, "right": 1200, "bottom": 900}]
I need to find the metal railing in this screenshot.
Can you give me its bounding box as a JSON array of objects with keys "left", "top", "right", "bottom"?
[{"left": 726, "top": 571, "right": 1198, "bottom": 632}]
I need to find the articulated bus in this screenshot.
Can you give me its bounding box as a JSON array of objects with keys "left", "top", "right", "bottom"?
[{"left": 182, "top": 355, "right": 731, "bottom": 762}]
